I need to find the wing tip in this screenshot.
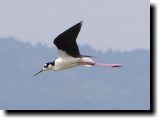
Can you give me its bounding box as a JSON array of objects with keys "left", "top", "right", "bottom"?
[
  {"left": 53, "top": 21, "right": 83, "bottom": 45},
  {"left": 80, "top": 21, "right": 83, "bottom": 25},
  {"left": 77, "top": 21, "right": 83, "bottom": 28}
]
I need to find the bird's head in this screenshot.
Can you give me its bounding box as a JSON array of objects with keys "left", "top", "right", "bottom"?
[
  {"left": 43, "top": 62, "right": 55, "bottom": 71},
  {"left": 33, "top": 61, "right": 55, "bottom": 76}
]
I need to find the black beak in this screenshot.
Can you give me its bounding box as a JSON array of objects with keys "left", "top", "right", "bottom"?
[{"left": 33, "top": 69, "right": 43, "bottom": 76}]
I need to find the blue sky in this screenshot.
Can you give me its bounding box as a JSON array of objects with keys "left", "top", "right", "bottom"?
[{"left": 0, "top": 0, "right": 149, "bottom": 52}]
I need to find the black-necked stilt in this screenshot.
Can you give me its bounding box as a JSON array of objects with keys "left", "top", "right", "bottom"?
[{"left": 34, "top": 21, "right": 122, "bottom": 76}]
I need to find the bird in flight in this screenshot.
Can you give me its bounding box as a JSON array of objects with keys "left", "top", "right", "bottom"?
[{"left": 34, "top": 21, "right": 122, "bottom": 76}]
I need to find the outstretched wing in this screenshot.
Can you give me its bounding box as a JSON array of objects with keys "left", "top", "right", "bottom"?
[{"left": 53, "top": 22, "right": 82, "bottom": 57}]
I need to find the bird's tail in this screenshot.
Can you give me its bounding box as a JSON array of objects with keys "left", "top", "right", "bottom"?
[{"left": 80, "top": 55, "right": 96, "bottom": 58}]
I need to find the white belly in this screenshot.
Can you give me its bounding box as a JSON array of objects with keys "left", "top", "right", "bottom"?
[
  {"left": 54, "top": 57, "right": 80, "bottom": 70},
  {"left": 54, "top": 57, "right": 95, "bottom": 70}
]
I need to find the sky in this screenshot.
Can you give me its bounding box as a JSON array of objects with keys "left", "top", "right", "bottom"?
[
  {"left": 0, "top": 0, "right": 150, "bottom": 110},
  {"left": 0, "top": 0, "right": 149, "bottom": 52}
]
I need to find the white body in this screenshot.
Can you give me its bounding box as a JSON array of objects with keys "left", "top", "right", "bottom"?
[
  {"left": 41, "top": 49, "right": 122, "bottom": 72},
  {"left": 53, "top": 56, "right": 95, "bottom": 71}
]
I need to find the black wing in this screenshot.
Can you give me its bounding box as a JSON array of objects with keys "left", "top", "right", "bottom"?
[{"left": 53, "top": 21, "right": 82, "bottom": 57}]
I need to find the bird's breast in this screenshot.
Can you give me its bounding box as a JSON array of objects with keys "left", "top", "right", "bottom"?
[{"left": 54, "top": 57, "right": 79, "bottom": 70}]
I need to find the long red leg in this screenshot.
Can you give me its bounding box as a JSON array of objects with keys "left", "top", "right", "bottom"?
[
  {"left": 79, "top": 62, "right": 122, "bottom": 67},
  {"left": 94, "top": 63, "right": 122, "bottom": 67}
]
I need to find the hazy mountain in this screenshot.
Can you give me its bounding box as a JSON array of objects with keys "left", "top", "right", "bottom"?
[{"left": 0, "top": 37, "right": 150, "bottom": 110}]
